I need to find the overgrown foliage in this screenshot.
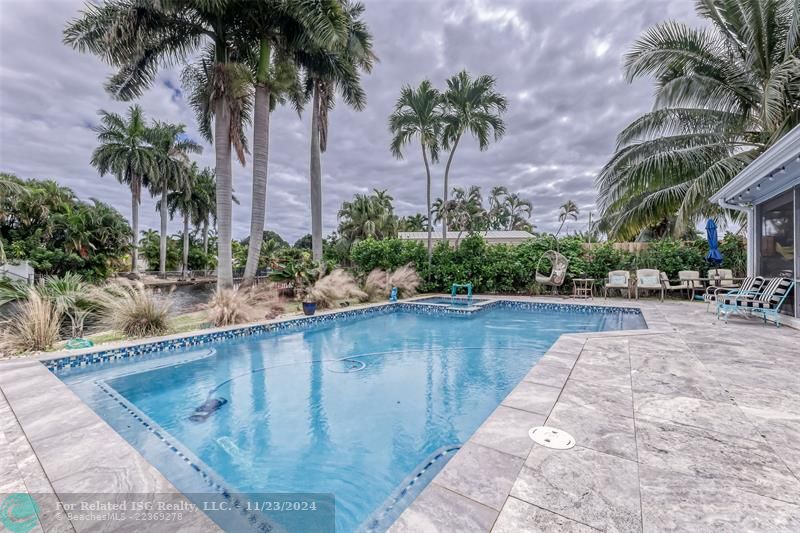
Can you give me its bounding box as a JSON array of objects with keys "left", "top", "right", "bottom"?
[
  {"left": 206, "top": 288, "right": 252, "bottom": 327},
  {"left": 306, "top": 269, "right": 367, "bottom": 308},
  {"left": 0, "top": 175, "right": 132, "bottom": 280},
  {"left": 364, "top": 264, "right": 422, "bottom": 299},
  {"left": 350, "top": 234, "right": 747, "bottom": 293}
]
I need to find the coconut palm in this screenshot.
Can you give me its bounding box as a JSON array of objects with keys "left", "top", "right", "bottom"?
[
  {"left": 297, "top": 0, "right": 375, "bottom": 262},
  {"left": 389, "top": 80, "right": 442, "bottom": 263},
  {"left": 65, "top": 0, "right": 251, "bottom": 288},
  {"left": 597, "top": 0, "right": 800, "bottom": 239},
  {"left": 399, "top": 213, "right": 429, "bottom": 231},
  {"left": 556, "top": 200, "right": 579, "bottom": 237},
  {"left": 148, "top": 122, "right": 202, "bottom": 277},
  {"left": 439, "top": 71, "right": 507, "bottom": 240},
  {"left": 89, "top": 105, "right": 156, "bottom": 272},
  {"left": 191, "top": 167, "right": 217, "bottom": 257}
]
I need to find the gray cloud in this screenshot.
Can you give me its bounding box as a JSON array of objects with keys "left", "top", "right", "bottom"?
[{"left": 0, "top": 0, "right": 700, "bottom": 241}]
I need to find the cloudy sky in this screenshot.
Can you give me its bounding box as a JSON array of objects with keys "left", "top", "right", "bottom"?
[{"left": 0, "top": 0, "right": 701, "bottom": 243}]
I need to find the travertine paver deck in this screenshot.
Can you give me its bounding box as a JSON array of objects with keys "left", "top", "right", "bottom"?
[{"left": 390, "top": 299, "right": 800, "bottom": 532}]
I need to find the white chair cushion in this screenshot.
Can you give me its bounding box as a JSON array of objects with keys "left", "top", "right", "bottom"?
[
  {"left": 609, "top": 274, "right": 626, "bottom": 285},
  {"left": 640, "top": 275, "right": 659, "bottom": 287}
]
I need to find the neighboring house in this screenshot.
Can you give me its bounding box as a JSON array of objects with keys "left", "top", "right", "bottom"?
[
  {"left": 710, "top": 125, "right": 799, "bottom": 319},
  {"left": 398, "top": 230, "right": 535, "bottom": 246}
]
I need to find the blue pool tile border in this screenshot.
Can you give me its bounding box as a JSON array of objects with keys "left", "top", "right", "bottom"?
[{"left": 44, "top": 300, "right": 644, "bottom": 372}]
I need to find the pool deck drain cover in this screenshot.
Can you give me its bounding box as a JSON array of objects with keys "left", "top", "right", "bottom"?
[{"left": 529, "top": 426, "right": 575, "bottom": 450}]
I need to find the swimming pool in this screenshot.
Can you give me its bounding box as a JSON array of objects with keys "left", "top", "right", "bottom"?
[{"left": 54, "top": 301, "right": 645, "bottom": 532}]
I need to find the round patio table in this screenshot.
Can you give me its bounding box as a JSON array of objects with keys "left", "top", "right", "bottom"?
[{"left": 572, "top": 278, "right": 595, "bottom": 299}]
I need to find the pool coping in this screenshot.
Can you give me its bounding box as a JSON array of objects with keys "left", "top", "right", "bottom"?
[{"left": 0, "top": 296, "right": 665, "bottom": 532}]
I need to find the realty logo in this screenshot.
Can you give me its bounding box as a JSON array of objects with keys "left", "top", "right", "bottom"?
[{"left": 0, "top": 493, "right": 40, "bottom": 533}]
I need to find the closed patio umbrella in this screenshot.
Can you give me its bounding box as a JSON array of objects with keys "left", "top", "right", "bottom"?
[{"left": 705, "top": 219, "right": 723, "bottom": 265}]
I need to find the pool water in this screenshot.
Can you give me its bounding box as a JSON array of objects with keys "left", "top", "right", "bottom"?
[
  {"left": 411, "top": 296, "right": 488, "bottom": 306},
  {"left": 58, "top": 304, "right": 644, "bottom": 532}
]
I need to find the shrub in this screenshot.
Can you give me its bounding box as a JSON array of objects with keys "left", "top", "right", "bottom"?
[
  {"left": 364, "top": 264, "right": 422, "bottom": 300},
  {"left": 364, "top": 268, "right": 390, "bottom": 300},
  {"left": 0, "top": 290, "right": 62, "bottom": 354},
  {"left": 95, "top": 283, "right": 172, "bottom": 337},
  {"left": 307, "top": 269, "right": 368, "bottom": 308},
  {"left": 206, "top": 288, "right": 252, "bottom": 327}
]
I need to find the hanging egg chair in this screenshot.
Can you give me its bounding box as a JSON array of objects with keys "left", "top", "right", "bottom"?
[{"left": 535, "top": 249, "right": 569, "bottom": 293}]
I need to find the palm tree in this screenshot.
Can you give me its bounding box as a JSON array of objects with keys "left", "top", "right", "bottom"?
[
  {"left": 191, "top": 168, "right": 217, "bottom": 257},
  {"left": 556, "top": 200, "right": 579, "bottom": 237},
  {"left": 487, "top": 185, "right": 509, "bottom": 230},
  {"left": 239, "top": 1, "right": 348, "bottom": 285},
  {"left": 597, "top": 0, "right": 800, "bottom": 239},
  {"left": 159, "top": 165, "right": 200, "bottom": 279},
  {"left": 399, "top": 213, "right": 429, "bottom": 231},
  {"left": 89, "top": 105, "right": 156, "bottom": 272},
  {"left": 149, "top": 122, "right": 202, "bottom": 277},
  {"left": 505, "top": 193, "right": 533, "bottom": 231},
  {"left": 439, "top": 71, "right": 507, "bottom": 240},
  {"left": 337, "top": 190, "right": 397, "bottom": 251},
  {"left": 65, "top": 0, "right": 251, "bottom": 288},
  {"left": 298, "top": 0, "right": 375, "bottom": 262},
  {"left": 389, "top": 80, "right": 442, "bottom": 263}
]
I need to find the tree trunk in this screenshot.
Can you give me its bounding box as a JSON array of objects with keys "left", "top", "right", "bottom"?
[
  {"left": 310, "top": 82, "right": 323, "bottom": 262},
  {"left": 242, "top": 39, "right": 272, "bottom": 287},
  {"left": 130, "top": 178, "right": 139, "bottom": 273},
  {"left": 214, "top": 95, "right": 234, "bottom": 289},
  {"left": 182, "top": 213, "right": 190, "bottom": 279},
  {"left": 441, "top": 134, "right": 461, "bottom": 242},
  {"left": 421, "top": 141, "right": 433, "bottom": 265},
  {"left": 159, "top": 181, "right": 168, "bottom": 277},
  {"left": 202, "top": 219, "right": 209, "bottom": 275}
]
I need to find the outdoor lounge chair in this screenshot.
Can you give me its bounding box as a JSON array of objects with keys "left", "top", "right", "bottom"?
[
  {"left": 604, "top": 270, "right": 631, "bottom": 299},
  {"left": 704, "top": 276, "right": 763, "bottom": 311},
  {"left": 717, "top": 277, "right": 795, "bottom": 327},
  {"left": 635, "top": 269, "right": 664, "bottom": 301}
]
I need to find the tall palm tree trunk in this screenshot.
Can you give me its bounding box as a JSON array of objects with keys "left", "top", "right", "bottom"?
[
  {"left": 202, "top": 219, "right": 209, "bottom": 255},
  {"left": 159, "top": 182, "right": 168, "bottom": 277},
  {"left": 130, "top": 178, "right": 140, "bottom": 273},
  {"left": 310, "top": 82, "right": 323, "bottom": 262},
  {"left": 214, "top": 95, "right": 234, "bottom": 289},
  {"left": 421, "top": 142, "right": 432, "bottom": 264},
  {"left": 242, "top": 39, "right": 272, "bottom": 287},
  {"left": 441, "top": 134, "right": 461, "bottom": 242},
  {"left": 182, "top": 213, "right": 190, "bottom": 279}
]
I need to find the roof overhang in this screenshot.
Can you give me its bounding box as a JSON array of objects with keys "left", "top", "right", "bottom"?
[{"left": 710, "top": 125, "right": 800, "bottom": 208}]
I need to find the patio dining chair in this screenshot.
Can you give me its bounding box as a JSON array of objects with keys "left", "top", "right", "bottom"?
[
  {"left": 708, "top": 268, "right": 735, "bottom": 288},
  {"left": 704, "top": 276, "right": 763, "bottom": 312},
  {"left": 717, "top": 277, "right": 794, "bottom": 327},
  {"left": 660, "top": 271, "right": 700, "bottom": 300},
  {"left": 604, "top": 270, "right": 631, "bottom": 299},
  {"left": 635, "top": 269, "right": 664, "bottom": 302}
]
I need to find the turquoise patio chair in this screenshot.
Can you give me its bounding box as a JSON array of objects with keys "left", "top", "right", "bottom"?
[
  {"left": 717, "top": 277, "right": 794, "bottom": 327},
  {"left": 704, "top": 276, "right": 763, "bottom": 312}
]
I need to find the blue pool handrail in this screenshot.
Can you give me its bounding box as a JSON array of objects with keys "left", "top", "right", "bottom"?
[{"left": 451, "top": 283, "right": 473, "bottom": 306}]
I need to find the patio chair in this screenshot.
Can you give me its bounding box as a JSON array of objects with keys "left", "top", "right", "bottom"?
[
  {"left": 604, "top": 270, "right": 631, "bottom": 299},
  {"left": 635, "top": 269, "right": 664, "bottom": 301},
  {"left": 703, "top": 276, "right": 763, "bottom": 312},
  {"left": 717, "top": 277, "right": 795, "bottom": 327},
  {"left": 708, "top": 268, "right": 735, "bottom": 288},
  {"left": 660, "top": 271, "right": 700, "bottom": 299}
]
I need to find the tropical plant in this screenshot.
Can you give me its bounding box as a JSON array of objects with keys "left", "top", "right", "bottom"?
[
  {"left": 389, "top": 80, "right": 442, "bottom": 262},
  {"left": 0, "top": 289, "right": 62, "bottom": 354},
  {"left": 336, "top": 189, "right": 398, "bottom": 252},
  {"left": 94, "top": 282, "right": 172, "bottom": 337},
  {"left": 148, "top": 121, "right": 202, "bottom": 276},
  {"left": 399, "top": 213, "right": 429, "bottom": 231},
  {"left": 597, "top": 0, "right": 800, "bottom": 239},
  {"left": 363, "top": 263, "right": 422, "bottom": 300},
  {"left": 505, "top": 193, "right": 533, "bottom": 231},
  {"left": 298, "top": 0, "right": 375, "bottom": 262},
  {"left": 65, "top": 0, "right": 252, "bottom": 289},
  {"left": 189, "top": 167, "right": 218, "bottom": 257},
  {"left": 157, "top": 164, "right": 201, "bottom": 278},
  {"left": 556, "top": 200, "right": 580, "bottom": 237},
  {"left": 439, "top": 70, "right": 507, "bottom": 240},
  {"left": 89, "top": 105, "right": 156, "bottom": 272},
  {"left": 0, "top": 175, "right": 132, "bottom": 280}
]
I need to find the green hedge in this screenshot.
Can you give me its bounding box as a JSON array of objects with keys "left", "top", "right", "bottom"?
[{"left": 350, "top": 234, "right": 747, "bottom": 294}]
